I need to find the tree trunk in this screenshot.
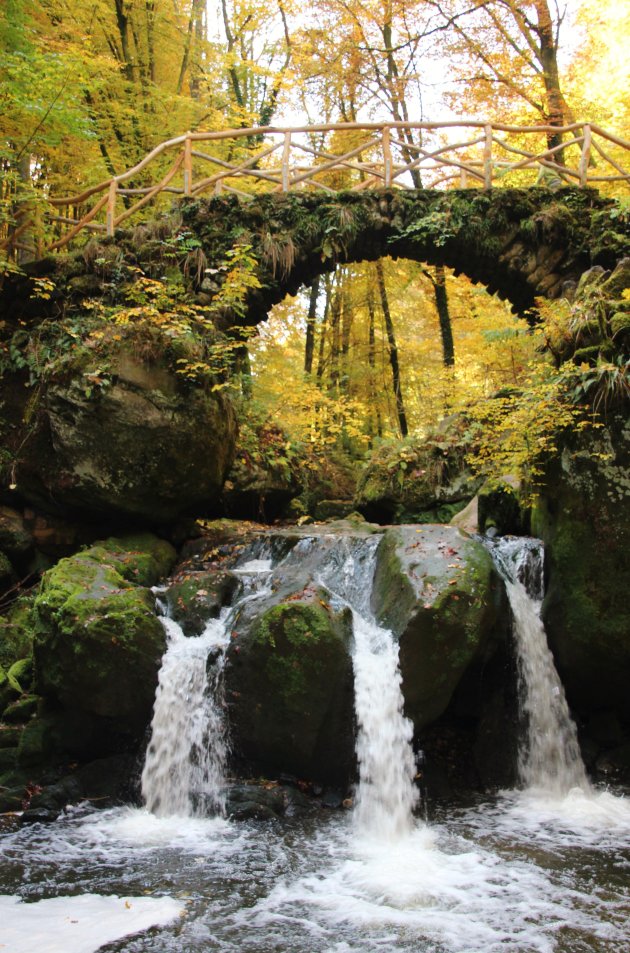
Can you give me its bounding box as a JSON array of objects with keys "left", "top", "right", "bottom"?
[
  {"left": 304, "top": 277, "right": 319, "bottom": 374},
  {"left": 367, "top": 288, "right": 383, "bottom": 441},
  {"left": 433, "top": 264, "right": 455, "bottom": 367},
  {"left": 375, "top": 260, "right": 408, "bottom": 437},
  {"left": 534, "top": 0, "right": 568, "bottom": 157}
]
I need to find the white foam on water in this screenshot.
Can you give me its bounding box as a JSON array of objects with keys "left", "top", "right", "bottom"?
[
  {"left": 0, "top": 892, "right": 183, "bottom": 953},
  {"left": 245, "top": 820, "right": 625, "bottom": 953},
  {"left": 459, "top": 786, "right": 630, "bottom": 850},
  {"left": 232, "top": 558, "right": 273, "bottom": 574}
]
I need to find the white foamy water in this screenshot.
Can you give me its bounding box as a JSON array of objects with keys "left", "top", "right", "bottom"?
[
  {"left": 141, "top": 615, "right": 230, "bottom": 817},
  {"left": 315, "top": 539, "right": 418, "bottom": 839},
  {"left": 351, "top": 611, "right": 418, "bottom": 839},
  {"left": 142, "top": 554, "right": 274, "bottom": 819},
  {"left": 489, "top": 537, "right": 590, "bottom": 794},
  {"left": 0, "top": 892, "right": 183, "bottom": 953}
]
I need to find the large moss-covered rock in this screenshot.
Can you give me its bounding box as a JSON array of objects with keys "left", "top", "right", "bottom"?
[
  {"left": 32, "top": 534, "right": 175, "bottom": 734},
  {"left": 225, "top": 592, "right": 355, "bottom": 785},
  {"left": 371, "top": 525, "right": 503, "bottom": 729},
  {"left": 532, "top": 413, "right": 630, "bottom": 722},
  {"left": 7, "top": 348, "right": 237, "bottom": 523}
]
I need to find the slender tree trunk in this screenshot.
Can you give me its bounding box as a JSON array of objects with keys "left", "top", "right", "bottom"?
[
  {"left": 328, "top": 287, "right": 341, "bottom": 395},
  {"left": 366, "top": 288, "right": 383, "bottom": 441},
  {"left": 304, "top": 277, "right": 319, "bottom": 374},
  {"left": 316, "top": 277, "right": 331, "bottom": 385},
  {"left": 239, "top": 345, "right": 253, "bottom": 399},
  {"left": 375, "top": 260, "right": 408, "bottom": 437},
  {"left": 432, "top": 264, "right": 455, "bottom": 367}
]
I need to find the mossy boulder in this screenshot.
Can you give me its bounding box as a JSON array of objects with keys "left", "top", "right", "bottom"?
[
  {"left": 355, "top": 420, "right": 479, "bottom": 524},
  {"left": 8, "top": 348, "right": 237, "bottom": 523},
  {"left": 225, "top": 584, "right": 355, "bottom": 786},
  {"left": 32, "top": 534, "right": 175, "bottom": 735},
  {"left": 371, "top": 525, "right": 504, "bottom": 729},
  {"left": 532, "top": 413, "right": 630, "bottom": 721},
  {"left": 164, "top": 569, "right": 241, "bottom": 636}
]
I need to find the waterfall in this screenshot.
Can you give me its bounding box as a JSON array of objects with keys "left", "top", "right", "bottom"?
[
  {"left": 318, "top": 538, "right": 418, "bottom": 839},
  {"left": 142, "top": 533, "right": 418, "bottom": 833},
  {"left": 140, "top": 613, "right": 231, "bottom": 818},
  {"left": 141, "top": 560, "right": 273, "bottom": 818},
  {"left": 488, "top": 536, "right": 590, "bottom": 795}
]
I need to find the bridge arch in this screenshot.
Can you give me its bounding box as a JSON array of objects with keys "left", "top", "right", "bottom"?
[{"left": 181, "top": 187, "right": 623, "bottom": 326}]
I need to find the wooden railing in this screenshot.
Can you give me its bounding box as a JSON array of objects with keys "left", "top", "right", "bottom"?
[{"left": 3, "top": 120, "right": 630, "bottom": 256}]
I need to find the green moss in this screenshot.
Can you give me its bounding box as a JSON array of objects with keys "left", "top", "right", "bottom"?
[
  {"left": 3, "top": 694, "right": 40, "bottom": 724},
  {"left": 32, "top": 537, "right": 168, "bottom": 729},
  {"left": 7, "top": 657, "right": 32, "bottom": 693},
  {"left": 253, "top": 602, "right": 343, "bottom": 702},
  {"left": 0, "top": 597, "right": 36, "bottom": 669}
]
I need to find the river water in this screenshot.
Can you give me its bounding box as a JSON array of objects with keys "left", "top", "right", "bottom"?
[{"left": 1, "top": 534, "right": 629, "bottom": 952}]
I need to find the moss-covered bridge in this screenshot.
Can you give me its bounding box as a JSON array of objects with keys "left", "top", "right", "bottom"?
[{"left": 3, "top": 186, "right": 628, "bottom": 327}]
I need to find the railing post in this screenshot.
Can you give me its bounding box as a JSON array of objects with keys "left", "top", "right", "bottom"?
[
  {"left": 382, "top": 126, "right": 393, "bottom": 187},
  {"left": 483, "top": 124, "right": 493, "bottom": 190},
  {"left": 578, "top": 124, "right": 592, "bottom": 187},
  {"left": 183, "top": 133, "right": 193, "bottom": 195},
  {"left": 106, "top": 179, "right": 118, "bottom": 237},
  {"left": 282, "top": 131, "right": 292, "bottom": 192}
]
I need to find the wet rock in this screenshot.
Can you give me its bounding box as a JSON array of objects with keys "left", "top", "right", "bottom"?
[
  {"left": 226, "top": 593, "right": 355, "bottom": 787},
  {"left": 0, "top": 786, "right": 25, "bottom": 813},
  {"left": 532, "top": 413, "right": 630, "bottom": 721},
  {"left": 165, "top": 570, "right": 241, "bottom": 636},
  {"left": 372, "top": 525, "right": 505, "bottom": 730},
  {"left": 20, "top": 807, "right": 59, "bottom": 824},
  {"left": 226, "top": 783, "right": 288, "bottom": 820}
]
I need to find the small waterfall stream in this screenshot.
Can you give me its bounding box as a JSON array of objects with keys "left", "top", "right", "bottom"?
[
  {"left": 141, "top": 559, "right": 273, "bottom": 818},
  {"left": 488, "top": 536, "right": 590, "bottom": 794},
  {"left": 140, "top": 613, "right": 231, "bottom": 817},
  {"left": 316, "top": 537, "right": 418, "bottom": 838}
]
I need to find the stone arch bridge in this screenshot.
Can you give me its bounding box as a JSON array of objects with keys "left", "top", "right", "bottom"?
[{"left": 178, "top": 186, "right": 627, "bottom": 324}]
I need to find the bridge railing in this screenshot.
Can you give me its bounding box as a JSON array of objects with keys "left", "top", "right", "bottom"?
[{"left": 2, "top": 120, "right": 629, "bottom": 256}]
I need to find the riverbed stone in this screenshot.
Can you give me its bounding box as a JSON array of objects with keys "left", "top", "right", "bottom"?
[
  {"left": 371, "top": 525, "right": 504, "bottom": 730},
  {"left": 165, "top": 570, "right": 241, "bottom": 636}
]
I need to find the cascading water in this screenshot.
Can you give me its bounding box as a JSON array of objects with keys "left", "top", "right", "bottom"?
[
  {"left": 316, "top": 537, "right": 418, "bottom": 838},
  {"left": 140, "top": 613, "right": 231, "bottom": 818},
  {"left": 488, "top": 536, "right": 590, "bottom": 794},
  {"left": 141, "top": 560, "right": 273, "bottom": 818},
  {"left": 3, "top": 529, "right": 630, "bottom": 953}
]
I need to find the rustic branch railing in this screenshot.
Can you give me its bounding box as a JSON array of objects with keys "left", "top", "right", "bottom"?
[{"left": 4, "top": 120, "right": 629, "bottom": 256}]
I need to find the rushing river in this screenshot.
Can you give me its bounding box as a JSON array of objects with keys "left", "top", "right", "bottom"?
[
  {"left": 1, "top": 787, "right": 630, "bottom": 953},
  {"left": 2, "top": 533, "right": 630, "bottom": 952}
]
